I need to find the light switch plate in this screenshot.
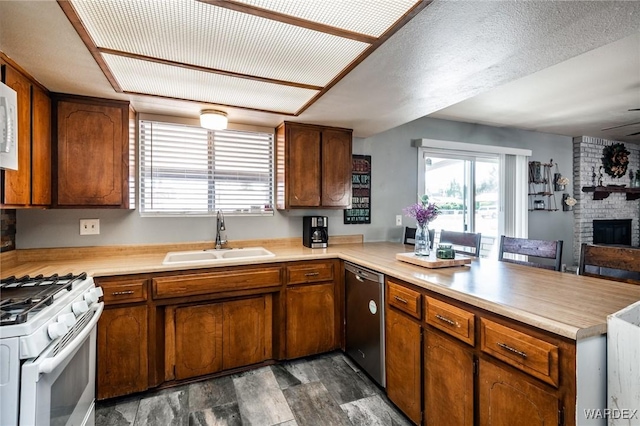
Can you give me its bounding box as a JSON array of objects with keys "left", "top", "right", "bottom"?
[
  {"left": 80, "top": 219, "right": 100, "bottom": 235},
  {"left": 395, "top": 215, "right": 402, "bottom": 226}
]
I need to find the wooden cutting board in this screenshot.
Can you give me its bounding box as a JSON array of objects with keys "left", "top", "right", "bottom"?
[{"left": 396, "top": 252, "right": 472, "bottom": 268}]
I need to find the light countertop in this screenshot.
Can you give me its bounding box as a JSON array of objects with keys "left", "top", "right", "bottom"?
[{"left": 2, "top": 241, "right": 639, "bottom": 341}]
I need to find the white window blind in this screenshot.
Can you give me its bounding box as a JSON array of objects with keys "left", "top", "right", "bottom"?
[{"left": 139, "top": 120, "right": 273, "bottom": 215}]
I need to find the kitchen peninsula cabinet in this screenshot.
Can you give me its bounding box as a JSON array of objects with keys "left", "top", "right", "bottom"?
[
  {"left": 386, "top": 280, "right": 422, "bottom": 425},
  {"left": 52, "top": 94, "right": 129, "bottom": 208},
  {"left": 285, "top": 261, "right": 339, "bottom": 358},
  {"left": 95, "top": 277, "right": 149, "bottom": 400},
  {"left": 275, "top": 122, "right": 352, "bottom": 209},
  {"left": 0, "top": 57, "right": 51, "bottom": 207}
]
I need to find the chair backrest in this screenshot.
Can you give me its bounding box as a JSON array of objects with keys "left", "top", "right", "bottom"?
[
  {"left": 403, "top": 226, "right": 435, "bottom": 249},
  {"left": 578, "top": 244, "right": 640, "bottom": 285},
  {"left": 498, "top": 236, "right": 563, "bottom": 271},
  {"left": 439, "top": 230, "right": 482, "bottom": 257}
]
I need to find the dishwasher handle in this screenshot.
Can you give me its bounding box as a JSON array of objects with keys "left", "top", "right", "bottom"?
[{"left": 345, "top": 262, "right": 384, "bottom": 284}]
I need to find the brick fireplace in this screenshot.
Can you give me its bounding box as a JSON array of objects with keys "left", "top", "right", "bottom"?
[{"left": 572, "top": 136, "right": 640, "bottom": 263}]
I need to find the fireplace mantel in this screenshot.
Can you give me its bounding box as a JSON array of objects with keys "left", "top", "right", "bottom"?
[{"left": 581, "top": 186, "right": 640, "bottom": 201}]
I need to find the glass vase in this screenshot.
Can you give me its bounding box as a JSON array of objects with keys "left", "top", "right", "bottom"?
[{"left": 414, "top": 222, "right": 431, "bottom": 256}]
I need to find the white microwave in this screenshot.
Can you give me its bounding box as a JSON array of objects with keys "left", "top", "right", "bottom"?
[{"left": 0, "top": 81, "right": 18, "bottom": 170}]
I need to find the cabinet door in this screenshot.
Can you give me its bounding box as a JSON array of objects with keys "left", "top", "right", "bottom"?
[
  {"left": 479, "top": 359, "right": 560, "bottom": 426},
  {"left": 287, "top": 124, "right": 321, "bottom": 207},
  {"left": 223, "top": 296, "right": 272, "bottom": 370},
  {"left": 174, "top": 303, "right": 223, "bottom": 380},
  {"left": 97, "top": 305, "right": 148, "bottom": 400},
  {"left": 2, "top": 65, "right": 31, "bottom": 205},
  {"left": 321, "top": 128, "right": 351, "bottom": 207},
  {"left": 56, "top": 100, "right": 126, "bottom": 206},
  {"left": 31, "top": 85, "right": 51, "bottom": 206},
  {"left": 424, "top": 330, "right": 474, "bottom": 426},
  {"left": 286, "top": 283, "right": 336, "bottom": 358},
  {"left": 386, "top": 307, "right": 422, "bottom": 424}
]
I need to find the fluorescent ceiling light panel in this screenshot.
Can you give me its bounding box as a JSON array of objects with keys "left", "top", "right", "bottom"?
[
  {"left": 103, "top": 53, "right": 319, "bottom": 114},
  {"left": 232, "top": 0, "right": 423, "bottom": 37},
  {"left": 63, "top": 0, "right": 427, "bottom": 115},
  {"left": 71, "top": 0, "right": 369, "bottom": 87}
]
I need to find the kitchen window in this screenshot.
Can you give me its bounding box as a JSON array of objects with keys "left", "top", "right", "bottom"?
[{"left": 139, "top": 120, "right": 274, "bottom": 215}]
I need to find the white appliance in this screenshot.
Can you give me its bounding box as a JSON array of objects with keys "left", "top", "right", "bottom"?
[
  {"left": 0, "top": 273, "right": 104, "bottom": 426},
  {"left": 0, "top": 81, "right": 18, "bottom": 170},
  {"left": 608, "top": 300, "right": 640, "bottom": 426}
]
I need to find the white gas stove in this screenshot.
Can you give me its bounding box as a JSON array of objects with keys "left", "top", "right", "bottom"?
[{"left": 0, "top": 272, "right": 104, "bottom": 426}]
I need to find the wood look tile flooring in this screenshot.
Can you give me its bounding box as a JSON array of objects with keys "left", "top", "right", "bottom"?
[{"left": 96, "top": 352, "right": 411, "bottom": 426}]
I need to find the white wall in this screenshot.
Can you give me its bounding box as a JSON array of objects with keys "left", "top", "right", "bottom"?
[{"left": 16, "top": 117, "right": 575, "bottom": 263}]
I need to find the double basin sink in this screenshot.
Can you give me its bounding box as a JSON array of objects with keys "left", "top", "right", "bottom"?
[{"left": 163, "top": 247, "right": 275, "bottom": 265}]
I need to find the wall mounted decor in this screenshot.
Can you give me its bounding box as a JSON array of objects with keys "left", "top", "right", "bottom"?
[{"left": 602, "top": 143, "right": 630, "bottom": 178}]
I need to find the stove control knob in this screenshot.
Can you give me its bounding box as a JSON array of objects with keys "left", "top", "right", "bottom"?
[
  {"left": 93, "top": 287, "right": 104, "bottom": 298},
  {"left": 59, "top": 312, "right": 76, "bottom": 328},
  {"left": 48, "top": 321, "right": 68, "bottom": 340},
  {"left": 72, "top": 300, "right": 89, "bottom": 316},
  {"left": 84, "top": 291, "right": 98, "bottom": 304}
]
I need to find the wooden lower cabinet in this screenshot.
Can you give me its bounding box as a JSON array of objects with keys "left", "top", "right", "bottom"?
[
  {"left": 174, "top": 304, "right": 223, "bottom": 380},
  {"left": 424, "top": 329, "right": 474, "bottom": 426},
  {"left": 223, "top": 296, "right": 272, "bottom": 370},
  {"left": 386, "top": 307, "right": 422, "bottom": 424},
  {"left": 97, "top": 305, "right": 149, "bottom": 400},
  {"left": 286, "top": 283, "right": 336, "bottom": 358},
  {"left": 479, "top": 359, "right": 560, "bottom": 426},
  {"left": 168, "top": 295, "right": 273, "bottom": 381}
]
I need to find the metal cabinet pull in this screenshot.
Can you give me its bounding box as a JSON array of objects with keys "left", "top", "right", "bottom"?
[
  {"left": 497, "top": 342, "right": 528, "bottom": 358},
  {"left": 304, "top": 272, "right": 320, "bottom": 277},
  {"left": 435, "top": 314, "right": 457, "bottom": 327},
  {"left": 112, "top": 290, "right": 135, "bottom": 296},
  {"left": 394, "top": 296, "right": 408, "bottom": 304}
]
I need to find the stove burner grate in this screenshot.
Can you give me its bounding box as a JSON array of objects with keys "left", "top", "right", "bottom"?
[{"left": 0, "top": 272, "right": 87, "bottom": 325}]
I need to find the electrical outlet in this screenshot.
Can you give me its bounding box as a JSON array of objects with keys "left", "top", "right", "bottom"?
[
  {"left": 80, "top": 219, "right": 100, "bottom": 235},
  {"left": 395, "top": 215, "right": 402, "bottom": 226}
]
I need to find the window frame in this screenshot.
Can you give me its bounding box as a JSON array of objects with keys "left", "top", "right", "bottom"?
[{"left": 137, "top": 114, "right": 275, "bottom": 217}]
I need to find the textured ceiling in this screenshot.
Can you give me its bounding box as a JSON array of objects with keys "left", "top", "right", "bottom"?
[{"left": 0, "top": 0, "right": 639, "bottom": 141}]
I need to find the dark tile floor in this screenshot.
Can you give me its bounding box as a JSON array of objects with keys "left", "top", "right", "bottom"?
[{"left": 96, "top": 352, "right": 411, "bottom": 426}]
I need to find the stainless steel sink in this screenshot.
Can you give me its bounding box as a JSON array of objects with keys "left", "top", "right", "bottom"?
[{"left": 162, "top": 247, "right": 275, "bottom": 265}]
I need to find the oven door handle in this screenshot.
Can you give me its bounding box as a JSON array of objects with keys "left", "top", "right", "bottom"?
[{"left": 38, "top": 302, "right": 104, "bottom": 375}]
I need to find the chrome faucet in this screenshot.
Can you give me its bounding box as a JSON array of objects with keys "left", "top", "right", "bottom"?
[{"left": 215, "top": 210, "right": 227, "bottom": 250}]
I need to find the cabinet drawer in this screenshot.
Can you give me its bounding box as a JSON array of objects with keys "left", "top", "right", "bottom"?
[
  {"left": 99, "top": 278, "right": 148, "bottom": 305},
  {"left": 153, "top": 268, "right": 281, "bottom": 299},
  {"left": 480, "top": 318, "right": 559, "bottom": 387},
  {"left": 425, "top": 296, "right": 475, "bottom": 346},
  {"left": 287, "top": 262, "right": 334, "bottom": 285},
  {"left": 388, "top": 280, "right": 421, "bottom": 319}
]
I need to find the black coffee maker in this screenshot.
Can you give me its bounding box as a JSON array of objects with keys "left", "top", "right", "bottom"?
[{"left": 303, "top": 216, "right": 329, "bottom": 248}]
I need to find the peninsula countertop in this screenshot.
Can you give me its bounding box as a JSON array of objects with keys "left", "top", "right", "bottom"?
[{"left": 2, "top": 241, "right": 639, "bottom": 341}]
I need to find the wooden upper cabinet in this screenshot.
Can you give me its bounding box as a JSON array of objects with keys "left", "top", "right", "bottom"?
[
  {"left": 53, "top": 95, "right": 129, "bottom": 208},
  {"left": 321, "top": 128, "right": 351, "bottom": 207},
  {"left": 31, "top": 85, "right": 51, "bottom": 206},
  {"left": 276, "top": 122, "right": 352, "bottom": 209},
  {"left": 2, "top": 64, "right": 32, "bottom": 205},
  {"left": 1, "top": 57, "right": 52, "bottom": 207}
]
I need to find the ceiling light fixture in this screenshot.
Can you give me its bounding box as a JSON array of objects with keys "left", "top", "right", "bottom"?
[{"left": 200, "top": 109, "right": 228, "bottom": 130}]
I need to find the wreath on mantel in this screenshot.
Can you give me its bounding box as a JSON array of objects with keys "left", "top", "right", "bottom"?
[{"left": 602, "top": 143, "right": 630, "bottom": 178}]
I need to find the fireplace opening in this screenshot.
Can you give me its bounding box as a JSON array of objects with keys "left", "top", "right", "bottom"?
[{"left": 593, "top": 219, "right": 632, "bottom": 246}]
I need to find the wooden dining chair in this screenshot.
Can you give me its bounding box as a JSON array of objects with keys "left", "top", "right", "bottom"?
[
  {"left": 439, "top": 230, "right": 482, "bottom": 257},
  {"left": 578, "top": 244, "right": 640, "bottom": 285},
  {"left": 498, "top": 236, "right": 563, "bottom": 271},
  {"left": 403, "top": 227, "right": 435, "bottom": 249}
]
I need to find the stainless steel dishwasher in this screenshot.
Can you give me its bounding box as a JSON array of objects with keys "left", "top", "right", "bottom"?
[{"left": 345, "top": 262, "right": 385, "bottom": 387}]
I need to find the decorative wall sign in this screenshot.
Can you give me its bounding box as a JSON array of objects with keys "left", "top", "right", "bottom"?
[
  {"left": 344, "top": 155, "right": 371, "bottom": 224},
  {"left": 602, "top": 143, "right": 630, "bottom": 178}
]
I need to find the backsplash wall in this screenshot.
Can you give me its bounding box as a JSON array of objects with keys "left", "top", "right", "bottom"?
[
  {"left": 1, "top": 209, "right": 16, "bottom": 252},
  {"left": 573, "top": 136, "right": 640, "bottom": 263}
]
